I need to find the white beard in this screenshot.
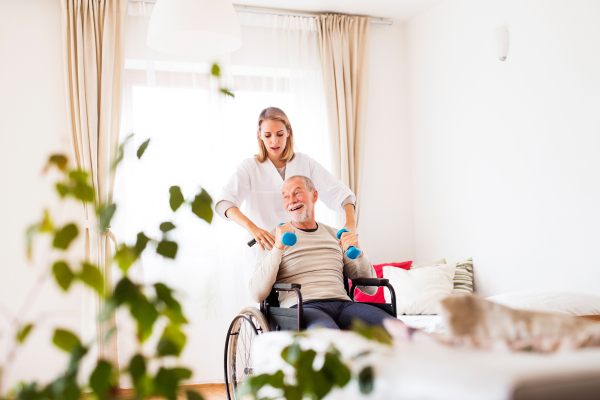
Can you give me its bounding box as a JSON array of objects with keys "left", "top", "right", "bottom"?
[
  {"left": 288, "top": 202, "right": 310, "bottom": 223},
  {"left": 291, "top": 207, "right": 310, "bottom": 223}
]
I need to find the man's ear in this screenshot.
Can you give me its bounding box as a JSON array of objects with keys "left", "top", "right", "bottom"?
[{"left": 312, "top": 190, "right": 318, "bottom": 203}]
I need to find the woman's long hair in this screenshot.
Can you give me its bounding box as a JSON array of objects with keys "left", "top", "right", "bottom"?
[{"left": 255, "top": 107, "right": 295, "bottom": 163}]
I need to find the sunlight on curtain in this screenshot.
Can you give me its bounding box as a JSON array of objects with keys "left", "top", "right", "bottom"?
[{"left": 113, "top": 3, "right": 335, "bottom": 384}]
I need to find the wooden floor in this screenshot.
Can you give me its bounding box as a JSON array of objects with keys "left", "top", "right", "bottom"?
[
  {"left": 188, "top": 384, "right": 227, "bottom": 400},
  {"left": 117, "top": 384, "right": 227, "bottom": 400}
]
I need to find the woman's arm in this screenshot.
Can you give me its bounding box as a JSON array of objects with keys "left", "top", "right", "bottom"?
[
  {"left": 343, "top": 203, "right": 357, "bottom": 233},
  {"left": 225, "top": 207, "right": 275, "bottom": 251}
]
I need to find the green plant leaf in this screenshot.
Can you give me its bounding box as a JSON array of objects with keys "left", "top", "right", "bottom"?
[
  {"left": 186, "top": 389, "right": 205, "bottom": 400},
  {"left": 90, "top": 360, "right": 114, "bottom": 398},
  {"left": 53, "top": 224, "right": 79, "bottom": 250},
  {"left": 155, "top": 283, "right": 187, "bottom": 324},
  {"left": 112, "top": 277, "right": 137, "bottom": 305},
  {"left": 129, "top": 354, "right": 153, "bottom": 397},
  {"left": 111, "top": 133, "right": 133, "bottom": 171},
  {"left": 78, "top": 262, "right": 104, "bottom": 295},
  {"left": 191, "top": 189, "right": 213, "bottom": 223},
  {"left": 56, "top": 182, "right": 69, "bottom": 197},
  {"left": 52, "top": 329, "right": 81, "bottom": 352},
  {"left": 135, "top": 232, "right": 150, "bottom": 255},
  {"left": 211, "top": 63, "right": 220, "bottom": 76},
  {"left": 16, "top": 323, "right": 34, "bottom": 344},
  {"left": 114, "top": 244, "right": 137, "bottom": 273},
  {"left": 129, "top": 354, "right": 146, "bottom": 382},
  {"left": 26, "top": 224, "right": 40, "bottom": 260},
  {"left": 154, "top": 367, "right": 192, "bottom": 400},
  {"left": 137, "top": 139, "right": 150, "bottom": 159},
  {"left": 169, "top": 186, "right": 185, "bottom": 212},
  {"left": 358, "top": 366, "right": 374, "bottom": 394},
  {"left": 220, "top": 88, "right": 234, "bottom": 98},
  {"left": 44, "top": 154, "right": 69, "bottom": 172},
  {"left": 52, "top": 261, "right": 74, "bottom": 291},
  {"left": 129, "top": 293, "right": 159, "bottom": 342},
  {"left": 98, "top": 203, "right": 116, "bottom": 232},
  {"left": 350, "top": 319, "right": 392, "bottom": 345},
  {"left": 240, "top": 371, "right": 285, "bottom": 398},
  {"left": 63, "top": 170, "right": 95, "bottom": 202},
  {"left": 40, "top": 209, "right": 54, "bottom": 232},
  {"left": 156, "top": 240, "right": 178, "bottom": 259},
  {"left": 159, "top": 222, "right": 176, "bottom": 233},
  {"left": 157, "top": 325, "right": 187, "bottom": 357},
  {"left": 68, "top": 170, "right": 88, "bottom": 184},
  {"left": 66, "top": 344, "right": 88, "bottom": 375}
]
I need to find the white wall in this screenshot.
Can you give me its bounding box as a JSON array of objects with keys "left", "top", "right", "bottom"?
[
  {"left": 407, "top": 0, "right": 600, "bottom": 296},
  {"left": 360, "top": 22, "right": 415, "bottom": 265},
  {"left": 0, "top": 0, "right": 84, "bottom": 388}
]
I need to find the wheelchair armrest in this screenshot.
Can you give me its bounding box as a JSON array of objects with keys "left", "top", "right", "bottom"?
[
  {"left": 263, "top": 283, "right": 303, "bottom": 331},
  {"left": 351, "top": 278, "right": 388, "bottom": 286},
  {"left": 349, "top": 278, "right": 397, "bottom": 318},
  {"left": 273, "top": 282, "right": 301, "bottom": 290}
]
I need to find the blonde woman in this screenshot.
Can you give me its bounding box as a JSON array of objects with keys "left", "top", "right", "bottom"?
[{"left": 217, "top": 107, "right": 356, "bottom": 251}]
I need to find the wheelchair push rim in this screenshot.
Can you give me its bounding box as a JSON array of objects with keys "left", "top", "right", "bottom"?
[{"left": 224, "top": 307, "right": 270, "bottom": 400}]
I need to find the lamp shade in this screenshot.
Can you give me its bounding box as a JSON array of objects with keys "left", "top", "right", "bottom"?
[{"left": 148, "top": 0, "right": 242, "bottom": 57}]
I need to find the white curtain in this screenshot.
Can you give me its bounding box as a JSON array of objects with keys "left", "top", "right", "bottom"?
[
  {"left": 61, "top": 0, "right": 127, "bottom": 377},
  {"left": 113, "top": 4, "right": 335, "bottom": 384}
]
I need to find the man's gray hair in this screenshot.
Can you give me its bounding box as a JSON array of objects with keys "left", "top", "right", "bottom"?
[{"left": 286, "top": 175, "right": 316, "bottom": 193}]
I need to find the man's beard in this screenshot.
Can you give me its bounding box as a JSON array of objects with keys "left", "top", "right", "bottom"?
[{"left": 288, "top": 202, "right": 310, "bottom": 223}]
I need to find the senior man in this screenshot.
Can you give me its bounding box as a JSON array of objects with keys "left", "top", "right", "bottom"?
[{"left": 248, "top": 175, "right": 393, "bottom": 330}]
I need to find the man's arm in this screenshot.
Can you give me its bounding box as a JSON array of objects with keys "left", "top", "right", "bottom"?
[
  {"left": 340, "top": 231, "right": 377, "bottom": 296},
  {"left": 248, "top": 247, "right": 284, "bottom": 303}
]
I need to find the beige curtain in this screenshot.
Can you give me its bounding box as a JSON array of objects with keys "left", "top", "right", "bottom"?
[
  {"left": 316, "top": 14, "right": 370, "bottom": 225},
  {"left": 61, "top": 0, "right": 127, "bottom": 368}
]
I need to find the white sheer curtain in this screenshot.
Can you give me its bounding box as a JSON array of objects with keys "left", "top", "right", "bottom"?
[{"left": 114, "top": 3, "right": 335, "bottom": 383}]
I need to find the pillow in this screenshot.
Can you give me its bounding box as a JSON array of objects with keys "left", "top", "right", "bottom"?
[
  {"left": 383, "top": 263, "right": 456, "bottom": 315},
  {"left": 352, "top": 261, "right": 412, "bottom": 303},
  {"left": 411, "top": 258, "right": 474, "bottom": 296},
  {"left": 411, "top": 258, "right": 446, "bottom": 268},
  {"left": 452, "top": 258, "right": 473, "bottom": 295},
  {"left": 486, "top": 289, "right": 600, "bottom": 316}
]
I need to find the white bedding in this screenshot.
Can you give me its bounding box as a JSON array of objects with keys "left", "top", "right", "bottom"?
[
  {"left": 252, "top": 330, "right": 600, "bottom": 400},
  {"left": 397, "top": 315, "right": 445, "bottom": 333}
]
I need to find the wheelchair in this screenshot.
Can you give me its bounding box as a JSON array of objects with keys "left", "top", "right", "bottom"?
[{"left": 223, "top": 276, "right": 397, "bottom": 400}]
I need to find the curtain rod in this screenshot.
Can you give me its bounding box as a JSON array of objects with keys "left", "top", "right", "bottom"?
[{"left": 128, "top": 1, "right": 394, "bottom": 25}]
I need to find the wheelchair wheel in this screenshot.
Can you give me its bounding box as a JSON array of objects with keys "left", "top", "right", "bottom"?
[{"left": 224, "top": 307, "right": 270, "bottom": 400}]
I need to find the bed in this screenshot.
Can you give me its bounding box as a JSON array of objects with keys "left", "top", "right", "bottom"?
[
  {"left": 251, "top": 328, "right": 600, "bottom": 400},
  {"left": 250, "top": 289, "right": 600, "bottom": 399}
]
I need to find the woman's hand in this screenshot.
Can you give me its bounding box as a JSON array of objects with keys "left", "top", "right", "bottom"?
[
  {"left": 249, "top": 225, "right": 275, "bottom": 251},
  {"left": 275, "top": 223, "right": 295, "bottom": 250},
  {"left": 338, "top": 231, "right": 363, "bottom": 258}
]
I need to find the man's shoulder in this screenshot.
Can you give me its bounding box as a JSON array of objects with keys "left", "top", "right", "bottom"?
[{"left": 317, "top": 223, "right": 339, "bottom": 238}]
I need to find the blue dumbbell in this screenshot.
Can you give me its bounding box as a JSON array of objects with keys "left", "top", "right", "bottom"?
[
  {"left": 336, "top": 228, "right": 361, "bottom": 259},
  {"left": 278, "top": 223, "right": 297, "bottom": 246}
]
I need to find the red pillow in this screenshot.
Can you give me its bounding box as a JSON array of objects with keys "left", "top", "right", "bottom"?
[{"left": 351, "top": 261, "right": 412, "bottom": 303}]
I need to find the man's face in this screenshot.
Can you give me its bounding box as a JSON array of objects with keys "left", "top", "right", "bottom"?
[{"left": 282, "top": 178, "right": 316, "bottom": 223}]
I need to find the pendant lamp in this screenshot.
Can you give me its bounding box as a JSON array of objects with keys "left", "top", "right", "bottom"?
[{"left": 148, "top": 0, "right": 242, "bottom": 57}]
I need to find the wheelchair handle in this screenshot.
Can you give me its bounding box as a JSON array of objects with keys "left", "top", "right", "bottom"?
[{"left": 336, "top": 228, "right": 361, "bottom": 259}]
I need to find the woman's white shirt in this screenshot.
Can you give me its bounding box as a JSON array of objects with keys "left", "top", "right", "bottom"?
[{"left": 217, "top": 152, "right": 355, "bottom": 232}]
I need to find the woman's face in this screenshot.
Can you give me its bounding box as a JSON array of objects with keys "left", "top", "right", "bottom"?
[{"left": 259, "top": 120, "right": 289, "bottom": 159}]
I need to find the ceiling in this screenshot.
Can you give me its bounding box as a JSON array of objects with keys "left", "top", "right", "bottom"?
[{"left": 233, "top": 0, "right": 446, "bottom": 22}]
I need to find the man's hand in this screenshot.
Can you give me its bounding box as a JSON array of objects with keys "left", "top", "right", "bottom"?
[
  {"left": 338, "top": 231, "right": 363, "bottom": 258},
  {"left": 275, "top": 223, "right": 296, "bottom": 250}
]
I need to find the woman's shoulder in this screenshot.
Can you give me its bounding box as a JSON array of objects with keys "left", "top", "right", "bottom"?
[
  {"left": 290, "top": 152, "right": 316, "bottom": 165},
  {"left": 239, "top": 156, "right": 263, "bottom": 168}
]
